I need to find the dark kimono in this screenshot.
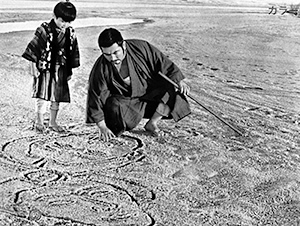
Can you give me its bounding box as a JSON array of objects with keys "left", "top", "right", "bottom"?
[
  {"left": 86, "top": 39, "right": 191, "bottom": 135},
  {"left": 22, "top": 19, "right": 80, "bottom": 102}
]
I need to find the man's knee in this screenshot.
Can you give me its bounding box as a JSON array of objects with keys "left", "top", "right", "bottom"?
[
  {"left": 156, "top": 102, "right": 170, "bottom": 117},
  {"left": 104, "top": 96, "right": 121, "bottom": 113}
]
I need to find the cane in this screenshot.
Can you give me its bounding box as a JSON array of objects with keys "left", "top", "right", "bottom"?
[{"left": 158, "top": 72, "right": 244, "bottom": 136}]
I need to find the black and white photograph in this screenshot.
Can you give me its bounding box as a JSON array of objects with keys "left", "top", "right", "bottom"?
[{"left": 0, "top": 0, "right": 299, "bottom": 225}]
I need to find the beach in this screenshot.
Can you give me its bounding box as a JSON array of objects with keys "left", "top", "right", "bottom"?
[{"left": 0, "top": 0, "right": 300, "bottom": 225}]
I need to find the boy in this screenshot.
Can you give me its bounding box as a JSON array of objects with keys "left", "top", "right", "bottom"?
[{"left": 22, "top": 1, "right": 80, "bottom": 133}]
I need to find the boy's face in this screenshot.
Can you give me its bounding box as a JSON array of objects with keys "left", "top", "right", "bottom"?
[{"left": 54, "top": 17, "right": 71, "bottom": 30}]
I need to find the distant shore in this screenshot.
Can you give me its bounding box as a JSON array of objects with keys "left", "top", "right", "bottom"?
[{"left": 0, "top": 17, "right": 144, "bottom": 33}]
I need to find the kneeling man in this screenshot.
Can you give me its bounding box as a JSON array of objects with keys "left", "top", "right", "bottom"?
[{"left": 86, "top": 28, "right": 191, "bottom": 141}]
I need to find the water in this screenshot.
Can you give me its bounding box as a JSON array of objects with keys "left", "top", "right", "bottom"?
[
  {"left": 0, "top": 17, "right": 143, "bottom": 33},
  {"left": 0, "top": 0, "right": 146, "bottom": 33},
  {"left": 0, "top": 0, "right": 266, "bottom": 33}
]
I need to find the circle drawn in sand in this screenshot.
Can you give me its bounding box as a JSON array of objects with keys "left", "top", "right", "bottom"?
[{"left": 0, "top": 132, "right": 156, "bottom": 225}]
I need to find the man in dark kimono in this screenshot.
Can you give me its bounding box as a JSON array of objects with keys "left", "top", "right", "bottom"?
[{"left": 86, "top": 28, "right": 191, "bottom": 141}]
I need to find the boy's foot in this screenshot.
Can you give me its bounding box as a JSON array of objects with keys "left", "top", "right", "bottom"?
[
  {"left": 35, "top": 123, "right": 46, "bottom": 133},
  {"left": 49, "top": 125, "right": 65, "bottom": 133}
]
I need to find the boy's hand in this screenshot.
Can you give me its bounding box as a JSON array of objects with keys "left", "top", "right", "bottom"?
[{"left": 31, "top": 62, "right": 39, "bottom": 78}]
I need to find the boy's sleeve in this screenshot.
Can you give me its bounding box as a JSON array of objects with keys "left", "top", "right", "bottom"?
[
  {"left": 71, "top": 37, "right": 80, "bottom": 68},
  {"left": 22, "top": 26, "right": 46, "bottom": 63},
  {"left": 70, "top": 28, "right": 80, "bottom": 68}
]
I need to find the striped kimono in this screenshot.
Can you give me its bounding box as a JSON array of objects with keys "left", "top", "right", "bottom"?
[
  {"left": 86, "top": 39, "right": 191, "bottom": 135},
  {"left": 22, "top": 19, "right": 80, "bottom": 102}
]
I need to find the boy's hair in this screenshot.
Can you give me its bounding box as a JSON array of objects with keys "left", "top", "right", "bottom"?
[
  {"left": 53, "top": 1, "right": 77, "bottom": 22},
  {"left": 98, "top": 28, "right": 124, "bottom": 48}
]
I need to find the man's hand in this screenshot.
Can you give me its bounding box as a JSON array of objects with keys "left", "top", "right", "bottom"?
[
  {"left": 97, "top": 120, "right": 115, "bottom": 142},
  {"left": 178, "top": 80, "right": 190, "bottom": 96}
]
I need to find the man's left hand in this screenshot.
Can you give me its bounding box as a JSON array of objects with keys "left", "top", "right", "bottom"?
[{"left": 178, "top": 80, "right": 190, "bottom": 96}]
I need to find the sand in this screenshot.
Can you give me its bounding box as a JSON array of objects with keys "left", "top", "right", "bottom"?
[{"left": 0, "top": 0, "right": 300, "bottom": 225}]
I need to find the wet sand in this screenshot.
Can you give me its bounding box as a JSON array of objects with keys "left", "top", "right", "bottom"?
[{"left": 0, "top": 0, "right": 300, "bottom": 225}]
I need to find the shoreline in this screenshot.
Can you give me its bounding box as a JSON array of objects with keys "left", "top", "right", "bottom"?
[{"left": 0, "top": 17, "right": 145, "bottom": 33}]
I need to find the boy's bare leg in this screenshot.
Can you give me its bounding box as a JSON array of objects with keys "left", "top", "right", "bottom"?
[
  {"left": 35, "top": 112, "right": 45, "bottom": 132},
  {"left": 35, "top": 112, "right": 44, "bottom": 125},
  {"left": 49, "top": 109, "right": 58, "bottom": 127},
  {"left": 49, "top": 109, "right": 64, "bottom": 132},
  {"left": 49, "top": 102, "right": 64, "bottom": 132},
  {"left": 35, "top": 98, "right": 47, "bottom": 132}
]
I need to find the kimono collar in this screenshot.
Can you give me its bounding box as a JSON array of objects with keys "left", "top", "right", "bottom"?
[{"left": 38, "top": 19, "right": 75, "bottom": 73}]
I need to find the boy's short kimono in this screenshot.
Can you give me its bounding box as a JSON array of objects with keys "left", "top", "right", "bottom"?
[{"left": 22, "top": 19, "right": 80, "bottom": 103}]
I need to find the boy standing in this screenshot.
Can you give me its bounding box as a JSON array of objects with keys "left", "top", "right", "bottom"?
[{"left": 22, "top": 1, "right": 80, "bottom": 133}]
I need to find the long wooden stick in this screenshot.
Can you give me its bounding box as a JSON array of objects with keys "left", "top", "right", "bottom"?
[{"left": 158, "top": 72, "right": 244, "bottom": 136}]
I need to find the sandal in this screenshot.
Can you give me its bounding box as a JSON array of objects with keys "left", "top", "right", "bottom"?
[{"left": 49, "top": 125, "right": 65, "bottom": 133}]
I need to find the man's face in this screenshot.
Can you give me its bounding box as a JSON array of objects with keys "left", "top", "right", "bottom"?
[{"left": 101, "top": 42, "right": 126, "bottom": 67}]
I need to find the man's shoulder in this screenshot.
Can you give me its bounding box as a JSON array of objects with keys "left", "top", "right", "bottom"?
[
  {"left": 92, "top": 55, "right": 108, "bottom": 70},
  {"left": 94, "top": 55, "right": 105, "bottom": 65},
  {"left": 126, "top": 39, "right": 149, "bottom": 47},
  {"left": 126, "top": 39, "right": 157, "bottom": 55}
]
